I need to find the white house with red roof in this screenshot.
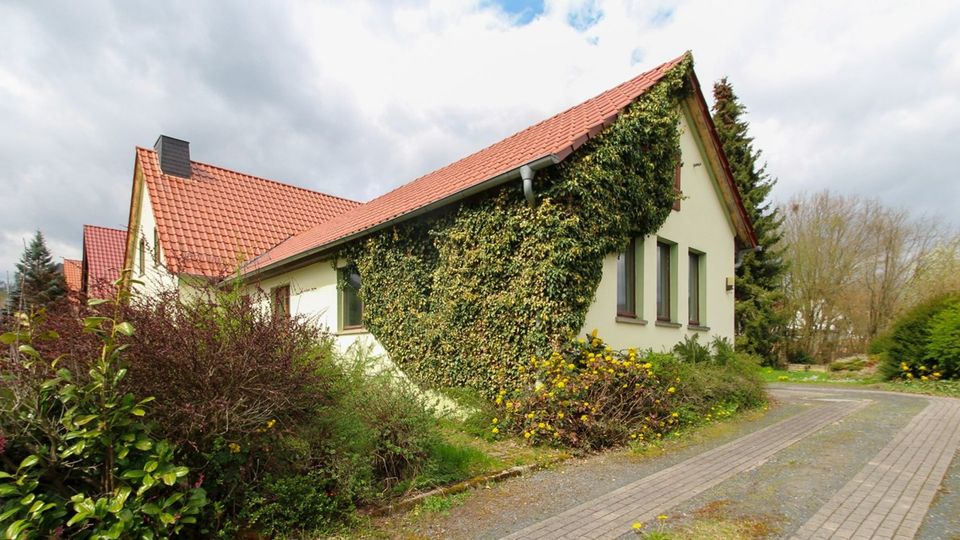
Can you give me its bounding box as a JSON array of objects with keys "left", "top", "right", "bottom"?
[{"left": 121, "top": 53, "right": 756, "bottom": 359}]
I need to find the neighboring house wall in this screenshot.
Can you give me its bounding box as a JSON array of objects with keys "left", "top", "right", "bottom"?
[
  {"left": 580, "top": 108, "right": 736, "bottom": 351},
  {"left": 250, "top": 260, "right": 387, "bottom": 357}
]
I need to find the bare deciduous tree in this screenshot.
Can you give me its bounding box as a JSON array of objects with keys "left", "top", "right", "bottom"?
[{"left": 781, "top": 191, "right": 954, "bottom": 362}]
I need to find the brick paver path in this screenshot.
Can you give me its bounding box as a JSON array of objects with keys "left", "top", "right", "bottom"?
[
  {"left": 792, "top": 397, "right": 960, "bottom": 540},
  {"left": 502, "top": 398, "right": 868, "bottom": 540}
]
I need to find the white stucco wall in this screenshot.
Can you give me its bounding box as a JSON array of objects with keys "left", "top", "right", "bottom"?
[
  {"left": 250, "top": 260, "right": 387, "bottom": 356},
  {"left": 130, "top": 187, "right": 181, "bottom": 298},
  {"left": 579, "top": 108, "right": 737, "bottom": 352}
]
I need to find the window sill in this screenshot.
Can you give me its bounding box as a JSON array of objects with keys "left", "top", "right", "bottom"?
[
  {"left": 337, "top": 327, "right": 368, "bottom": 336},
  {"left": 615, "top": 316, "right": 648, "bottom": 326},
  {"left": 688, "top": 324, "right": 711, "bottom": 332},
  {"left": 655, "top": 320, "right": 682, "bottom": 328}
]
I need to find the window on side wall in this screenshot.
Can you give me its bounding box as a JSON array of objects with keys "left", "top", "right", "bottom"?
[
  {"left": 656, "top": 241, "right": 672, "bottom": 321},
  {"left": 153, "top": 229, "right": 160, "bottom": 266},
  {"left": 617, "top": 238, "right": 637, "bottom": 318},
  {"left": 689, "top": 251, "right": 704, "bottom": 326},
  {"left": 341, "top": 269, "right": 364, "bottom": 330},
  {"left": 139, "top": 237, "right": 146, "bottom": 276},
  {"left": 271, "top": 285, "right": 290, "bottom": 320}
]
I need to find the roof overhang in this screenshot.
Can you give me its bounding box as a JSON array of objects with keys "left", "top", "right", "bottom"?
[{"left": 682, "top": 70, "right": 759, "bottom": 249}]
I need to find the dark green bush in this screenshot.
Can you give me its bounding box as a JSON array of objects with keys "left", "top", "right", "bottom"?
[
  {"left": 876, "top": 294, "right": 959, "bottom": 380},
  {"left": 786, "top": 348, "right": 816, "bottom": 365},
  {"left": 925, "top": 303, "right": 960, "bottom": 379},
  {"left": 240, "top": 473, "right": 347, "bottom": 538}
]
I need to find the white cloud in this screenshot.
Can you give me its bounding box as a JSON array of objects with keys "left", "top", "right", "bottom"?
[{"left": 1, "top": 0, "right": 958, "bottom": 275}]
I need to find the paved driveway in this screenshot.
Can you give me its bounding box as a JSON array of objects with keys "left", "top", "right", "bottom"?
[{"left": 388, "top": 385, "right": 960, "bottom": 539}]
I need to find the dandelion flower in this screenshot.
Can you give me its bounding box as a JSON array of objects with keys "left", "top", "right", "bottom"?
[
  {"left": 632, "top": 522, "right": 644, "bottom": 530},
  {"left": 657, "top": 514, "right": 668, "bottom": 521},
  {"left": 491, "top": 427, "right": 499, "bottom": 434},
  {"left": 667, "top": 386, "right": 676, "bottom": 393},
  {"left": 492, "top": 417, "right": 499, "bottom": 424},
  {"left": 228, "top": 442, "right": 241, "bottom": 454}
]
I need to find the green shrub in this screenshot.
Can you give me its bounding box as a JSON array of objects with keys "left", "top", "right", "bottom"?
[
  {"left": 672, "top": 353, "right": 765, "bottom": 414},
  {"left": 673, "top": 334, "right": 711, "bottom": 363},
  {"left": 0, "top": 304, "right": 205, "bottom": 538},
  {"left": 786, "top": 348, "right": 815, "bottom": 365},
  {"left": 925, "top": 303, "right": 960, "bottom": 379},
  {"left": 828, "top": 357, "right": 867, "bottom": 372},
  {"left": 240, "top": 473, "right": 348, "bottom": 537},
  {"left": 876, "top": 294, "right": 960, "bottom": 380},
  {"left": 24, "top": 287, "right": 445, "bottom": 537}
]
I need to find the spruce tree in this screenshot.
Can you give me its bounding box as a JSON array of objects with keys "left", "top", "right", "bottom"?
[
  {"left": 8, "top": 230, "right": 66, "bottom": 311},
  {"left": 712, "top": 78, "right": 787, "bottom": 364}
]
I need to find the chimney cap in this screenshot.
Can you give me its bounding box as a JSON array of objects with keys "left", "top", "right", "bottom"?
[{"left": 153, "top": 135, "right": 192, "bottom": 178}]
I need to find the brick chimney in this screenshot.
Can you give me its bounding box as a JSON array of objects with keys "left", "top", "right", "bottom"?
[{"left": 153, "top": 135, "right": 192, "bottom": 178}]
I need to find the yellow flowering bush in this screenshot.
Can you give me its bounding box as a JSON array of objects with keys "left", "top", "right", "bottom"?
[{"left": 497, "top": 333, "right": 681, "bottom": 449}]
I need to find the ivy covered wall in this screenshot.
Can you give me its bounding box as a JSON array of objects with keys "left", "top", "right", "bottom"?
[{"left": 342, "top": 57, "right": 693, "bottom": 397}]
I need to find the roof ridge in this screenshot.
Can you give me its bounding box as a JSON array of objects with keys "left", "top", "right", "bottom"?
[
  {"left": 83, "top": 224, "right": 127, "bottom": 233},
  {"left": 136, "top": 147, "right": 361, "bottom": 206}
]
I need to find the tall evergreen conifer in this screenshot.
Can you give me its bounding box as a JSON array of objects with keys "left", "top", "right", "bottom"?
[
  {"left": 8, "top": 230, "right": 66, "bottom": 311},
  {"left": 712, "top": 78, "right": 787, "bottom": 364}
]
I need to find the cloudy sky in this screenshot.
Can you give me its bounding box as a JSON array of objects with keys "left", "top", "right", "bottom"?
[{"left": 1, "top": 0, "right": 958, "bottom": 276}]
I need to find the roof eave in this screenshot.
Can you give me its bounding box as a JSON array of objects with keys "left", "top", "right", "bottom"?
[{"left": 685, "top": 71, "right": 759, "bottom": 248}]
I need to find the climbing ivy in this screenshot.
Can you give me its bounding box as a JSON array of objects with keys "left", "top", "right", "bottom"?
[{"left": 342, "top": 56, "right": 693, "bottom": 397}]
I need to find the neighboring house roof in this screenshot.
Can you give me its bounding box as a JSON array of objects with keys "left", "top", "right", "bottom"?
[
  {"left": 243, "top": 52, "right": 755, "bottom": 277},
  {"left": 82, "top": 225, "right": 127, "bottom": 298},
  {"left": 134, "top": 148, "right": 361, "bottom": 277},
  {"left": 62, "top": 258, "right": 82, "bottom": 297}
]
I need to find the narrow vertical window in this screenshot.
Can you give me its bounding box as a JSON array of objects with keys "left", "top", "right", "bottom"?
[
  {"left": 672, "top": 163, "right": 682, "bottom": 211},
  {"left": 657, "top": 242, "right": 672, "bottom": 321},
  {"left": 153, "top": 229, "right": 160, "bottom": 266},
  {"left": 139, "top": 238, "right": 146, "bottom": 275},
  {"left": 616, "top": 238, "right": 636, "bottom": 317},
  {"left": 689, "top": 252, "right": 702, "bottom": 325},
  {"left": 341, "top": 269, "right": 364, "bottom": 329},
  {"left": 271, "top": 285, "right": 290, "bottom": 319}
]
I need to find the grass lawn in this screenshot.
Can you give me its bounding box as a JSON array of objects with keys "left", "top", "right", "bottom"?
[{"left": 760, "top": 367, "right": 960, "bottom": 399}]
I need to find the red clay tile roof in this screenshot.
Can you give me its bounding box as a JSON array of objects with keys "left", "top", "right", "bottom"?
[
  {"left": 62, "top": 258, "right": 82, "bottom": 296},
  {"left": 82, "top": 225, "right": 127, "bottom": 298},
  {"left": 244, "top": 54, "right": 690, "bottom": 274},
  {"left": 136, "top": 148, "right": 361, "bottom": 277}
]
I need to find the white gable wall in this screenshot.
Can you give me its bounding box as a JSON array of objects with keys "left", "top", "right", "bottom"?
[
  {"left": 130, "top": 186, "right": 181, "bottom": 297},
  {"left": 579, "top": 107, "right": 737, "bottom": 351}
]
